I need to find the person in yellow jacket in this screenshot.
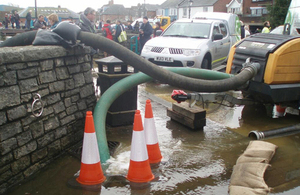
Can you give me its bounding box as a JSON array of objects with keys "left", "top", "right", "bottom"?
[{"left": 262, "top": 21, "right": 271, "bottom": 33}]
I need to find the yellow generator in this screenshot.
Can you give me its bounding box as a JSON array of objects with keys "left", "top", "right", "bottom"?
[{"left": 226, "top": 33, "right": 300, "bottom": 107}]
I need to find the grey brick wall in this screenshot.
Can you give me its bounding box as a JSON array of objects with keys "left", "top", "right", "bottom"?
[{"left": 0, "top": 45, "right": 97, "bottom": 194}]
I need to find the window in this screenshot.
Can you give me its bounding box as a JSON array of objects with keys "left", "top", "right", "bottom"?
[
  {"left": 250, "top": 7, "right": 267, "bottom": 16},
  {"left": 213, "top": 24, "right": 220, "bottom": 35},
  {"left": 262, "top": 8, "right": 268, "bottom": 14},
  {"left": 170, "top": 8, "right": 177, "bottom": 16},
  {"left": 162, "top": 19, "right": 168, "bottom": 26},
  {"left": 163, "top": 22, "right": 211, "bottom": 39},
  {"left": 219, "top": 23, "right": 227, "bottom": 37},
  {"left": 231, "top": 7, "right": 240, "bottom": 14},
  {"left": 183, "top": 8, "right": 187, "bottom": 18},
  {"left": 257, "top": 9, "right": 262, "bottom": 15},
  {"left": 203, "top": 7, "right": 208, "bottom": 12}
]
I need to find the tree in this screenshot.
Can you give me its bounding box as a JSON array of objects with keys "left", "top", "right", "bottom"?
[{"left": 266, "top": 0, "right": 291, "bottom": 28}]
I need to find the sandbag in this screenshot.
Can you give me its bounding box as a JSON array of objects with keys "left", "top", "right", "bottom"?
[
  {"left": 246, "top": 141, "right": 278, "bottom": 152},
  {"left": 230, "top": 163, "right": 271, "bottom": 190},
  {"left": 229, "top": 186, "right": 270, "bottom": 195},
  {"left": 229, "top": 141, "right": 277, "bottom": 195},
  {"left": 32, "top": 29, "right": 72, "bottom": 49},
  {"left": 243, "top": 149, "right": 276, "bottom": 163},
  {"left": 52, "top": 21, "right": 81, "bottom": 44},
  {"left": 236, "top": 155, "right": 269, "bottom": 164}
]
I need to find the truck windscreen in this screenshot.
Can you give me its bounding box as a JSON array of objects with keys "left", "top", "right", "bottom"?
[{"left": 163, "top": 22, "right": 211, "bottom": 39}]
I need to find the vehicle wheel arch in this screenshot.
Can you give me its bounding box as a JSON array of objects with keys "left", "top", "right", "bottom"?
[{"left": 201, "top": 52, "right": 212, "bottom": 69}]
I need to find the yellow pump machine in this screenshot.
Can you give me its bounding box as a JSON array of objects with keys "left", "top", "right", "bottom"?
[{"left": 226, "top": 33, "right": 300, "bottom": 108}]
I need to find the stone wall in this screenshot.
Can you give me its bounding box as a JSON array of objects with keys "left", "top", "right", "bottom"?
[{"left": 0, "top": 45, "right": 97, "bottom": 194}]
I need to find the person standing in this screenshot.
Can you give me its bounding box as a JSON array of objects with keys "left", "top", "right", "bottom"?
[
  {"left": 34, "top": 15, "right": 46, "bottom": 30},
  {"left": 102, "top": 20, "right": 113, "bottom": 57},
  {"left": 153, "top": 21, "right": 163, "bottom": 37},
  {"left": 240, "top": 21, "right": 245, "bottom": 39},
  {"left": 47, "top": 13, "right": 60, "bottom": 29},
  {"left": 10, "top": 13, "right": 15, "bottom": 29},
  {"left": 115, "top": 20, "right": 125, "bottom": 43},
  {"left": 4, "top": 13, "right": 9, "bottom": 29},
  {"left": 98, "top": 20, "right": 103, "bottom": 30},
  {"left": 102, "top": 20, "right": 113, "bottom": 40},
  {"left": 26, "top": 10, "right": 32, "bottom": 29},
  {"left": 245, "top": 25, "right": 250, "bottom": 37},
  {"left": 14, "top": 11, "right": 20, "bottom": 29},
  {"left": 262, "top": 21, "right": 271, "bottom": 33},
  {"left": 139, "top": 16, "right": 153, "bottom": 52},
  {"left": 78, "top": 7, "right": 96, "bottom": 33},
  {"left": 127, "top": 21, "right": 133, "bottom": 30},
  {"left": 134, "top": 21, "right": 139, "bottom": 33}
]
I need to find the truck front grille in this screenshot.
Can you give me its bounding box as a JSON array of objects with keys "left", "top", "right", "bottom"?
[
  {"left": 169, "top": 48, "right": 183, "bottom": 54},
  {"left": 151, "top": 47, "right": 164, "bottom": 53}
]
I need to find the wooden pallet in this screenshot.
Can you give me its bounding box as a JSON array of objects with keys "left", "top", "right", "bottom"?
[{"left": 167, "top": 102, "right": 206, "bottom": 130}]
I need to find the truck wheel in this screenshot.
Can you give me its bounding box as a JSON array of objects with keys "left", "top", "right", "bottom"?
[{"left": 201, "top": 56, "right": 211, "bottom": 69}]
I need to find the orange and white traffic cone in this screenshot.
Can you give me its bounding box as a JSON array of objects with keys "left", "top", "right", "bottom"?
[
  {"left": 126, "top": 110, "right": 154, "bottom": 183},
  {"left": 77, "top": 111, "right": 106, "bottom": 185},
  {"left": 144, "top": 99, "right": 162, "bottom": 164}
]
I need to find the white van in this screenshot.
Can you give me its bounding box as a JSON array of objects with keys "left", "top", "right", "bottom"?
[
  {"left": 141, "top": 12, "right": 241, "bottom": 69},
  {"left": 285, "top": 0, "right": 300, "bottom": 35}
]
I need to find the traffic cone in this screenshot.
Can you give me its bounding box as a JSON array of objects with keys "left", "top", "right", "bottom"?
[
  {"left": 144, "top": 99, "right": 162, "bottom": 164},
  {"left": 126, "top": 110, "right": 154, "bottom": 183},
  {"left": 77, "top": 111, "right": 106, "bottom": 185}
]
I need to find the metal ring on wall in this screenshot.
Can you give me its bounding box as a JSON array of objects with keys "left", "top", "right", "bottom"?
[{"left": 31, "top": 93, "right": 44, "bottom": 117}]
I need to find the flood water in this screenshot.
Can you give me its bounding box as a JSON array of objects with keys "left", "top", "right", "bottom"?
[{"left": 6, "top": 82, "right": 300, "bottom": 195}]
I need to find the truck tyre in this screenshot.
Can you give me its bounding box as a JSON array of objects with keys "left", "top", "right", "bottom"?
[{"left": 201, "top": 55, "right": 211, "bottom": 69}]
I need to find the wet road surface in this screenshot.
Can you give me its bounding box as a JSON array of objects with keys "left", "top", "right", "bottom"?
[{"left": 6, "top": 81, "right": 300, "bottom": 195}]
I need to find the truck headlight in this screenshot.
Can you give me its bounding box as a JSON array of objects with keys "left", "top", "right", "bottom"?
[
  {"left": 183, "top": 49, "right": 201, "bottom": 56},
  {"left": 142, "top": 45, "right": 153, "bottom": 53}
]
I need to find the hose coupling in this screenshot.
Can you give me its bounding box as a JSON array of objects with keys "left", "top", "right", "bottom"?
[{"left": 248, "top": 130, "right": 265, "bottom": 140}]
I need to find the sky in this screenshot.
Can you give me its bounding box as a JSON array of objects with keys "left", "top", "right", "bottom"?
[{"left": 4, "top": 0, "right": 164, "bottom": 12}]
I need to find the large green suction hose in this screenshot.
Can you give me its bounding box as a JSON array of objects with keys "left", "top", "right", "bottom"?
[{"left": 95, "top": 67, "right": 232, "bottom": 163}]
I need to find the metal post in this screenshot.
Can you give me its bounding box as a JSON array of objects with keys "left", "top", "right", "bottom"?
[
  {"left": 35, "top": 0, "right": 38, "bottom": 19},
  {"left": 144, "top": 0, "right": 146, "bottom": 17},
  {"left": 188, "top": 0, "right": 193, "bottom": 19}
]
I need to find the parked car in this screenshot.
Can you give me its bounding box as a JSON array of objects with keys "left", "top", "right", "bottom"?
[{"left": 141, "top": 12, "right": 241, "bottom": 69}]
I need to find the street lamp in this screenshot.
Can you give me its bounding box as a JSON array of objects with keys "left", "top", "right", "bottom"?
[
  {"left": 188, "top": 0, "right": 193, "bottom": 19},
  {"left": 35, "top": 0, "right": 38, "bottom": 19},
  {"left": 144, "top": 0, "right": 146, "bottom": 17}
]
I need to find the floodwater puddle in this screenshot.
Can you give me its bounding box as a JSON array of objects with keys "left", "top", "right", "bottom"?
[{"left": 6, "top": 82, "right": 300, "bottom": 195}]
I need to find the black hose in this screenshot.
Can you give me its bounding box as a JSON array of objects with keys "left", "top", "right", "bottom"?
[
  {"left": 249, "top": 124, "right": 300, "bottom": 140},
  {"left": 0, "top": 31, "right": 37, "bottom": 47},
  {"left": 1, "top": 30, "right": 260, "bottom": 92},
  {"left": 77, "top": 31, "right": 259, "bottom": 92}
]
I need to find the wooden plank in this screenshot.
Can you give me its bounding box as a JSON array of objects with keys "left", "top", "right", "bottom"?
[
  {"left": 167, "top": 108, "right": 206, "bottom": 130},
  {"left": 172, "top": 102, "right": 206, "bottom": 120}
]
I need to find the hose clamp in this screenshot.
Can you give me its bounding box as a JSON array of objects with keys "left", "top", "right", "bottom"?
[
  {"left": 31, "top": 93, "right": 44, "bottom": 117},
  {"left": 245, "top": 62, "right": 261, "bottom": 76}
]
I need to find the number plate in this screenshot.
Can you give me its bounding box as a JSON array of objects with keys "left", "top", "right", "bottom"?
[{"left": 154, "top": 57, "right": 174, "bottom": 62}]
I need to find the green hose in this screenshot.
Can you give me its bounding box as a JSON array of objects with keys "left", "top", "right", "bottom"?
[{"left": 95, "top": 67, "right": 232, "bottom": 163}]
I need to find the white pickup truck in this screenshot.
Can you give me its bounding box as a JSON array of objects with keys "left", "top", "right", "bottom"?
[{"left": 141, "top": 12, "right": 241, "bottom": 69}]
